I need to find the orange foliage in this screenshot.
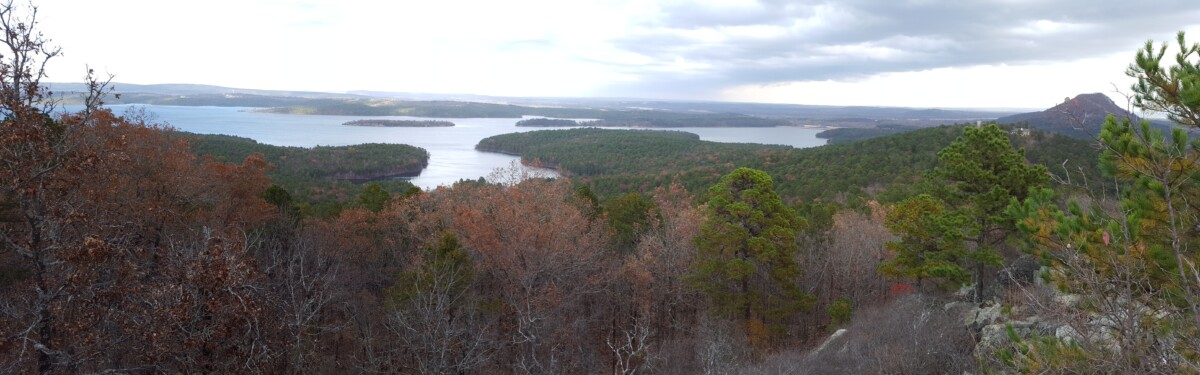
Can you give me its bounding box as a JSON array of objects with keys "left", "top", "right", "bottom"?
[
  {"left": 889, "top": 283, "right": 916, "bottom": 297},
  {"left": 1, "top": 107, "right": 280, "bottom": 372}
]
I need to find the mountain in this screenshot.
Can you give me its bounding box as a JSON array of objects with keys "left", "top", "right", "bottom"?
[{"left": 997, "top": 93, "right": 1146, "bottom": 139}]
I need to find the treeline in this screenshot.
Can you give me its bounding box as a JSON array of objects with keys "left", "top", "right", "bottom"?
[
  {"left": 514, "top": 118, "right": 580, "bottom": 126},
  {"left": 343, "top": 119, "right": 454, "bottom": 127},
  {"left": 815, "top": 124, "right": 921, "bottom": 144},
  {"left": 477, "top": 125, "right": 1099, "bottom": 204},
  {"left": 104, "top": 92, "right": 313, "bottom": 107},
  {"left": 477, "top": 127, "right": 706, "bottom": 163},
  {"left": 514, "top": 116, "right": 790, "bottom": 128},
  {"left": 258, "top": 99, "right": 788, "bottom": 127},
  {"left": 184, "top": 133, "right": 427, "bottom": 214},
  {"left": 584, "top": 114, "right": 785, "bottom": 127}
]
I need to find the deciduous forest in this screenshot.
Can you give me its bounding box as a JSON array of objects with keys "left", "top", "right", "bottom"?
[{"left": 2, "top": 2, "right": 1200, "bottom": 374}]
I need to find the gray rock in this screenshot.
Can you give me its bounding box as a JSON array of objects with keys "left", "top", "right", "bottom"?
[
  {"left": 976, "top": 323, "right": 1010, "bottom": 353},
  {"left": 973, "top": 303, "right": 1003, "bottom": 327},
  {"left": 1055, "top": 293, "right": 1082, "bottom": 308},
  {"left": 1055, "top": 324, "right": 1081, "bottom": 344},
  {"left": 954, "top": 284, "right": 974, "bottom": 299}
]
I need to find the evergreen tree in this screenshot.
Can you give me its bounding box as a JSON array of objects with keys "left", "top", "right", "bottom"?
[
  {"left": 604, "top": 192, "right": 660, "bottom": 254},
  {"left": 932, "top": 124, "right": 1048, "bottom": 301},
  {"left": 879, "top": 194, "right": 969, "bottom": 291},
  {"left": 691, "top": 167, "right": 810, "bottom": 347},
  {"left": 1128, "top": 31, "right": 1200, "bottom": 127},
  {"left": 356, "top": 182, "right": 391, "bottom": 212},
  {"left": 996, "top": 30, "right": 1200, "bottom": 374}
]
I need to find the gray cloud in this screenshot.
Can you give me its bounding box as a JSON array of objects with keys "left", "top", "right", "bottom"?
[{"left": 592, "top": 0, "right": 1200, "bottom": 97}]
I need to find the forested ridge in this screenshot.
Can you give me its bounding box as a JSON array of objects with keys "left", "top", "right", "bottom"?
[
  {"left": 478, "top": 125, "right": 1099, "bottom": 204},
  {"left": 814, "top": 124, "right": 921, "bottom": 144},
  {"left": 3, "top": 2, "right": 1200, "bottom": 374},
  {"left": 183, "top": 133, "right": 426, "bottom": 215}
]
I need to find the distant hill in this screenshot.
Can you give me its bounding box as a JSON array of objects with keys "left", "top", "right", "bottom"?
[
  {"left": 997, "top": 93, "right": 1151, "bottom": 139},
  {"left": 349, "top": 90, "right": 1018, "bottom": 121},
  {"left": 49, "top": 82, "right": 1016, "bottom": 126},
  {"left": 48, "top": 82, "right": 364, "bottom": 99}
]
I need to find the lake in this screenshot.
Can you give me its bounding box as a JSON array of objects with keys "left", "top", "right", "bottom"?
[{"left": 92, "top": 104, "right": 828, "bottom": 189}]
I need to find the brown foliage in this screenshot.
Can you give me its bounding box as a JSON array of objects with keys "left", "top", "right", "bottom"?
[
  {"left": 438, "top": 177, "right": 611, "bottom": 373},
  {"left": 0, "top": 107, "right": 282, "bottom": 372},
  {"left": 803, "top": 202, "right": 893, "bottom": 330}
]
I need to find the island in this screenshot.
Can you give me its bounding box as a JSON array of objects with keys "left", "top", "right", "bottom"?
[{"left": 342, "top": 119, "right": 455, "bottom": 127}]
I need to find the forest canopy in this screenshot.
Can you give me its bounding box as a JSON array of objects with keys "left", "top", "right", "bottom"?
[
  {"left": 3, "top": 1, "right": 1198, "bottom": 372},
  {"left": 477, "top": 125, "right": 1099, "bottom": 204}
]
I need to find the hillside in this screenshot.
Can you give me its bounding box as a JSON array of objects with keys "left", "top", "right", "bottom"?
[
  {"left": 816, "top": 124, "right": 922, "bottom": 144},
  {"left": 476, "top": 124, "right": 1100, "bottom": 203},
  {"left": 181, "top": 133, "right": 425, "bottom": 213},
  {"left": 997, "top": 93, "right": 1142, "bottom": 139}
]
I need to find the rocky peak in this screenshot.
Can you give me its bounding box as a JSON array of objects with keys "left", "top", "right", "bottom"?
[{"left": 997, "top": 93, "right": 1139, "bottom": 139}]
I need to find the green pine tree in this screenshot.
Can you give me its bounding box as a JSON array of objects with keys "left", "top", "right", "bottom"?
[
  {"left": 604, "top": 192, "right": 660, "bottom": 254},
  {"left": 932, "top": 124, "right": 1048, "bottom": 301},
  {"left": 691, "top": 167, "right": 811, "bottom": 346},
  {"left": 879, "top": 194, "right": 969, "bottom": 291},
  {"left": 356, "top": 182, "right": 391, "bottom": 212}
]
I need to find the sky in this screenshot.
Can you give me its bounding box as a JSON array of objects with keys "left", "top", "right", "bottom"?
[{"left": 34, "top": 0, "right": 1200, "bottom": 109}]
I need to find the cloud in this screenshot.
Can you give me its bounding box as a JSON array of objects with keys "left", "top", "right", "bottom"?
[
  {"left": 592, "top": 0, "right": 1200, "bottom": 97},
  {"left": 32, "top": 0, "right": 1200, "bottom": 106}
]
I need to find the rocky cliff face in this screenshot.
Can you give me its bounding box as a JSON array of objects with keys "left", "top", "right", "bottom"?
[{"left": 799, "top": 262, "right": 1158, "bottom": 372}]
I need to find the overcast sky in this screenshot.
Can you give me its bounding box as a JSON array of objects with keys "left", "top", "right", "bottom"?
[{"left": 35, "top": 0, "right": 1200, "bottom": 109}]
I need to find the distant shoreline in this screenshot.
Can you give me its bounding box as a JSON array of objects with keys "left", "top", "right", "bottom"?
[
  {"left": 778, "top": 124, "right": 837, "bottom": 129},
  {"left": 342, "top": 119, "right": 455, "bottom": 127}
]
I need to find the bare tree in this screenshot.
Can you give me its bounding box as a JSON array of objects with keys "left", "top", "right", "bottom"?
[
  {"left": 261, "top": 233, "right": 346, "bottom": 373},
  {"left": 607, "top": 316, "right": 655, "bottom": 375},
  {"left": 805, "top": 203, "right": 892, "bottom": 313},
  {"left": 384, "top": 233, "right": 491, "bottom": 374},
  {"left": 0, "top": 1, "right": 127, "bottom": 372}
]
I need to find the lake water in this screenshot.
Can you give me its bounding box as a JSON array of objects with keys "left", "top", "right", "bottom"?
[{"left": 90, "top": 104, "right": 828, "bottom": 189}]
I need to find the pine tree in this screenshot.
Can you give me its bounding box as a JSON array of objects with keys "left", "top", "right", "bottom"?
[
  {"left": 604, "top": 191, "right": 660, "bottom": 254},
  {"left": 932, "top": 124, "right": 1048, "bottom": 301},
  {"left": 356, "top": 182, "right": 391, "bottom": 212},
  {"left": 879, "top": 194, "right": 969, "bottom": 291},
  {"left": 1128, "top": 31, "right": 1200, "bottom": 127},
  {"left": 995, "top": 31, "right": 1200, "bottom": 374},
  {"left": 691, "top": 167, "right": 810, "bottom": 347}
]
